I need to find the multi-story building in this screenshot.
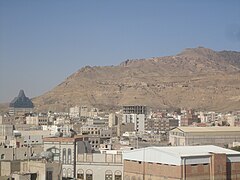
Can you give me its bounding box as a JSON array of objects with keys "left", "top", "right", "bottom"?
[
  {"left": 169, "top": 127, "right": 240, "bottom": 147},
  {"left": 145, "top": 117, "right": 179, "bottom": 134},
  {"left": 180, "top": 110, "right": 199, "bottom": 126},
  {"left": 11, "top": 160, "right": 62, "bottom": 180},
  {"left": 123, "top": 145, "right": 240, "bottom": 180},
  {"left": 79, "top": 125, "right": 113, "bottom": 151},
  {"left": 117, "top": 123, "right": 135, "bottom": 137},
  {"left": 80, "top": 126, "right": 100, "bottom": 136},
  {"left": 123, "top": 105, "right": 147, "bottom": 114},
  {"left": 122, "top": 114, "right": 145, "bottom": 133},
  {"left": 43, "top": 135, "right": 91, "bottom": 179},
  {"left": 0, "top": 125, "right": 43, "bottom": 161},
  {"left": 69, "top": 106, "right": 81, "bottom": 118},
  {"left": 80, "top": 106, "right": 89, "bottom": 117},
  {"left": 122, "top": 105, "right": 147, "bottom": 133},
  {"left": 19, "top": 130, "right": 52, "bottom": 146},
  {"left": 26, "top": 114, "right": 48, "bottom": 126},
  {"left": 108, "top": 113, "right": 118, "bottom": 128},
  {"left": 76, "top": 152, "right": 123, "bottom": 180}
]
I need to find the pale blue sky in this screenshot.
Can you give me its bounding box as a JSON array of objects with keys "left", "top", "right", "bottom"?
[{"left": 0, "top": 0, "right": 240, "bottom": 102}]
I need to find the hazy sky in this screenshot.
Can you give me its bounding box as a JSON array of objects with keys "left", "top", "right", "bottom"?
[{"left": 0, "top": 0, "right": 239, "bottom": 102}]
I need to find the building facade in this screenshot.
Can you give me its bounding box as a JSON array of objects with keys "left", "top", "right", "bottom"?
[
  {"left": 43, "top": 136, "right": 91, "bottom": 179},
  {"left": 76, "top": 153, "right": 123, "bottom": 180},
  {"left": 169, "top": 127, "right": 240, "bottom": 147},
  {"left": 123, "top": 146, "right": 240, "bottom": 180}
]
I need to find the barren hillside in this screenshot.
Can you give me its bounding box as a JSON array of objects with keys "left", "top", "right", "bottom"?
[{"left": 31, "top": 47, "right": 240, "bottom": 112}]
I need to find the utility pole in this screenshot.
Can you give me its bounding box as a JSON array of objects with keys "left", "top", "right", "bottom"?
[{"left": 143, "top": 147, "right": 145, "bottom": 180}]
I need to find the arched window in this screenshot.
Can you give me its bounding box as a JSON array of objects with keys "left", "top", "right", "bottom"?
[
  {"left": 67, "top": 168, "right": 72, "bottom": 178},
  {"left": 68, "top": 148, "right": 71, "bottom": 164},
  {"left": 62, "top": 148, "right": 66, "bottom": 164},
  {"left": 62, "top": 168, "right": 66, "bottom": 177},
  {"left": 105, "top": 170, "right": 113, "bottom": 180},
  {"left": 86, "top": 169, "right": 93, "bottom": 180},
  {"left": 115, "top": 171, "right": 122, "bottom": 180},
  {"left": 77, "top": 169, "right": 84, "bottom": 180}
]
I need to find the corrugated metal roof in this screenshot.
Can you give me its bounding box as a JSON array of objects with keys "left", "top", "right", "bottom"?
[{"left": 123, "top": 145, "right": 240, "bottom": 165}]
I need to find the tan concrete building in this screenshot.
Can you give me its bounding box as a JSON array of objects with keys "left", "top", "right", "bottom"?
[
  {"left": 43, "top": 135, "right": 91, "bottom": 179},
  {"left": 20, "top": 130, "right": 52, "bottom": 146},
  {"left": 145, "top": 117, "right": 179, "bottom": 134},
  {"left": 10, "top": 160, "right": 62, "bottom": 180},
  {"left": 0, "top": 160, "right": 21, "bottom": 177},
  {"left": 76, "top": 153, "right": 123, "bottom": 180},
  {"left": 26, "top": 114, "right": 48, "bottom": 126},
  {"left": 169, "top": 127, "right": 240, "bottom": 147},
  {"left": 123, "top": 145, "right": 240, "bottom": 180},
  {"left": 117, "top": 123, "right": 134, "bottom": 137}
]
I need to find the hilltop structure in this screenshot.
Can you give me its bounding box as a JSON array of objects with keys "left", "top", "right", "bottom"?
[{"left": 9, "top": 90, "right": 34, "bottom": 116}]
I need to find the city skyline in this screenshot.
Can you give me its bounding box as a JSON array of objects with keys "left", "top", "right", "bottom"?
[{"left": 0, "top": 0, "right": 240, "bottom": 102}]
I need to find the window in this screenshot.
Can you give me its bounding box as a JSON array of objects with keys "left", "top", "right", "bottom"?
[
  {"left": 62, "top": 168, "right": 66, "bottom": 178},
  {"left": 67, "top": 168, "right": 72, "bottom": 178},
  {"left": 68, "top": 148, "right": 72, "bottom": 164},
  {"left": 46, "top": 171, "right": 53, "bottom": 180},
  {"left": 105, "top": 170, "right": 113, "bottom": 180},
  {"left": 77, "top": 169, "right": 84, "bottom": 180},
  {"left": 1, "top": 154, "right": 5, "bottom": 159},
  {"left": 86, "top": 169, "right": 93, "bottom": 180},
  {"left": 115, "top": 171, "right": 122, "bottom": 180},
  {"left": 63, "top": 148, "right": 66, "bottom": 164}
]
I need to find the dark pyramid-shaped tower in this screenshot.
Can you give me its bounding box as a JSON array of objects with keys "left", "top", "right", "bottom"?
[{"left": 9, "top": 90, "right": 34, "bottom": 108}]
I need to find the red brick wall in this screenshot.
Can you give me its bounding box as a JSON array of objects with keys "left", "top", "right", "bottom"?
[
  {"left": 124, "top": 157, "right": 240, "bottom": 180},
  {"left": 124, "top": 160, "right": 181, "bottom": 179},
  {"left": 210, "top": 153, "right": 227, "bottom": 180}
]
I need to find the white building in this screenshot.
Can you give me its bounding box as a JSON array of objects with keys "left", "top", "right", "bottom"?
[
  {"left": 122, "top": 114, "right": 145, "bottom": 132},
  {"left": 76, "top": 152, "right": 123, "bottom": 180},
  {"left": 69, "top": 106, "right": 81, "bottom": 118}
]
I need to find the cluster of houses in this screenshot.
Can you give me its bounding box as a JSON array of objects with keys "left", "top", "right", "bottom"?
[{"left": 0, "top": 90, "right": 240, "bottom": 179}]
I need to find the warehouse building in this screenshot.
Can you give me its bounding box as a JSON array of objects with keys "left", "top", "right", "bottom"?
[
  {"left": 169, "top": 127, "right": 240, "bottom": 147},
  {"left": 123, "top": 145, "right": 240, "bottom": 180}
]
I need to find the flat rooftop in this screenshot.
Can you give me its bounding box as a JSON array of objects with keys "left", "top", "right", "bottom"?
[
  {"left": 172, "top": 126, "right": 240, "bottom": 133},
  {"left": 43, "top": 135, "right": 89, "bottom": 142}
]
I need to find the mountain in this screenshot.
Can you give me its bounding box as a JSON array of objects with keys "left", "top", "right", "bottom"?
[{"left": 32, "top": 47, "right": 240, "bottom": 112}]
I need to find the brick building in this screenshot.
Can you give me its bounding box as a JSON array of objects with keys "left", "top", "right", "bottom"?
[{"left": 123, "top": 145, "right": 240, "bottom": 180}]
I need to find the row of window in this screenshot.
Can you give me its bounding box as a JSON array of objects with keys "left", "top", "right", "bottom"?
[{"left": 76, "top": 170, "right": 122, "bottom": 180}]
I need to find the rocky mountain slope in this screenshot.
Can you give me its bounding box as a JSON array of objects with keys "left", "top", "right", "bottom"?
[{"left": 32, "top": 47, "right": 240, "bottom": 112}]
